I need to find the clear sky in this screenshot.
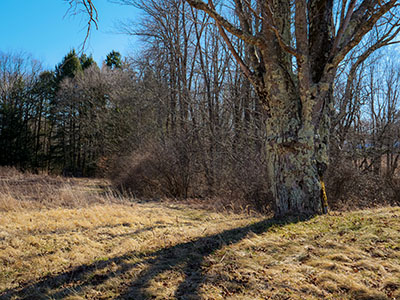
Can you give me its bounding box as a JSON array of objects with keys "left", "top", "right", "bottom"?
[{"left": 0, "top": 0, "right": 140, "bottom": 69}]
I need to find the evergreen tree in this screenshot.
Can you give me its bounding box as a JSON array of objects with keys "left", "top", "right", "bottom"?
[
  {"left": 54, "top": 49, "right": 82, "bottom": 84},
  {"left": 80, "top": 53, "right": 97, "bottom": 70},
  {"left": 106, "top": 50, "right": 122, "bottom": 69}
]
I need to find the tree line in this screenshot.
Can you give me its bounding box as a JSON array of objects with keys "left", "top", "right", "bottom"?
[
  {"left": 1, "top": 0, "right": 400, "bottom": 214},
  {"left": 0, "top": 49, "right": 126, "bottom": 176}
]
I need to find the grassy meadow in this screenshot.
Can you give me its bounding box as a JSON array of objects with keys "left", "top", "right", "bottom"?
[{"left": 0, "top": 168, "right": 399, "bottom": 299}]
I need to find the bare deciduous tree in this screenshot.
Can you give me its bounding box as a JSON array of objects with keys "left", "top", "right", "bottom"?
[{"left": 183, "top": 0, "right": 400, "bottom": 216}]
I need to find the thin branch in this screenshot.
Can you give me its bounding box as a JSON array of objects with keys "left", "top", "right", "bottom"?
[
  {"left": 185, "top": 0, "right": 264, "bottom": 47},
  {"left": 67, "top": 0, "right": 99, "bottom": 49},
  {"left": 331, "top": 0, "right": 357, "bottom": 57},
  {"left": 233, "top": 0, "right": 263, "bottom": 74},
  {"left": 208, "top": 0, "right": 256, "bottom": 84}
]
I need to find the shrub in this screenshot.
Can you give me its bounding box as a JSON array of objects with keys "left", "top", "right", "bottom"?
[
  {"left": 110, "top": 136, "right": 201, "bottom": 199},
  {"left": 109, "top": 135, "right": 273, "bottom": 213},
  {"left": 326, "top": 157, "right": 398, "bottom": 210}
]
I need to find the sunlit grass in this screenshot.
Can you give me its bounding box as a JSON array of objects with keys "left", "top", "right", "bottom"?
[{"left": 0, "top": 170, "right": 399, "bottom": 299}]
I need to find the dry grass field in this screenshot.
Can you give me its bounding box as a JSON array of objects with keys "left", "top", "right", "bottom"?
[{"left": 0, "top": 168, "right": 399, "bottom": 299}]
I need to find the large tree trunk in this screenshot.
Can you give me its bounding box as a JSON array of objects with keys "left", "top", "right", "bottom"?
[
  {"left": 261, "top": 86, "right": 330, "bottom": 217},
  {"left": 266, "top": 125, "right": 325, "bottom": 216}
]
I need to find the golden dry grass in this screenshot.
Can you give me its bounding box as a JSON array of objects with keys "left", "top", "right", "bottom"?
[
  {"left": 0, "top": 169, "right": 399, "bottom": 300},
  {"left": 0, "top": 167, "right": 115, "bottom": 211}
]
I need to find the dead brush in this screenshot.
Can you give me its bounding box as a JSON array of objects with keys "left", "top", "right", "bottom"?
[{"left": 0, "top": 168, "right": 118, "bottom": 211}]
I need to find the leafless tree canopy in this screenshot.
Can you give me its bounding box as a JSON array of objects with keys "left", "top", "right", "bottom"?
[{"left": 179, "top": 0, "right": 400, "bottom": 216}]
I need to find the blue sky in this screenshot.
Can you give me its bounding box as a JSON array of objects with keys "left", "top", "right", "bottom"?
[{"left": 0, "top": 0, "right": 140, "bottom": 69}]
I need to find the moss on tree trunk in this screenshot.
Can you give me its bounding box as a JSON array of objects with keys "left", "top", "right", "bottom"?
[{"left": 263, "top": 89, "right": 330, "bottom": 217}]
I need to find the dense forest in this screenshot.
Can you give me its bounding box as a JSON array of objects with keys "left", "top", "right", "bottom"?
[{"left": 1, "top": 0, "right": 400, "bottom": 212}]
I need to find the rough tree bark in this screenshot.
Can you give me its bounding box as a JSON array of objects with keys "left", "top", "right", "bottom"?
[{"left": 184, "top": 0, "right": 400, "bottom": 216}]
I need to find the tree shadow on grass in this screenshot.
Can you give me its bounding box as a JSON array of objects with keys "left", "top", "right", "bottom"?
[{"left": 1, "top": 216, "right": 307, "bottom": 300}]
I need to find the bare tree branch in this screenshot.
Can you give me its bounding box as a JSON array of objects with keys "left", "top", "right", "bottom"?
[
  {"left": 66, "top": 0, "right": 99, "bottom": 48},
  {"left": 330, "top": 0, "right": 399, "bottom": 68},
  {"left": 207, "top": 0, "right": 256, "bottom": 84},
  {"left": 185, "top": 0, "right": 265, "bottom": 47}
]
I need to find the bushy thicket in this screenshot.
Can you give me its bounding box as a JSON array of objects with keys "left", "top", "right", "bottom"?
[
  {"left": 326, "top": 158, "right": 400, "bottom": 210},
  {"left": 110, "top": 133, "right": 272, "bottom": 212}
]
